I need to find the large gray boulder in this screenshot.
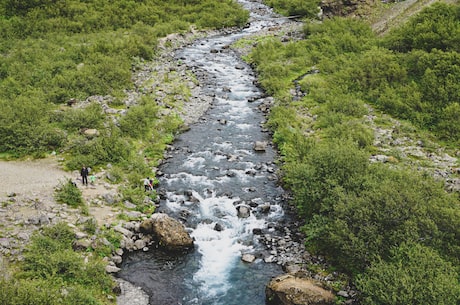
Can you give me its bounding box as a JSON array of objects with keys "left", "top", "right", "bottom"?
[
  {"left": 140, "top": 213, "right": 194, "bottom": 252},
  {"left": 266, "top": 274, "right": 334, "bottom": 305}
]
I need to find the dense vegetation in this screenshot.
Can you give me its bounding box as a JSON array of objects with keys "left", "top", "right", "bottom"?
[
  {"left": 246, "top": 2, "right": 460, "bottom": 304},
  {"left": 0, "top": 0, "right": 248, "bottom": 157},
  {"left": 0, "top": 1, "right": 248, "bottom": 304},
  {"left": 0, "top": 223, "right": 115, "bottom": 305}
]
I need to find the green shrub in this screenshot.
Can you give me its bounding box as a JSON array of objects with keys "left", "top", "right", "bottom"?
[
  {"left": 54, "top": 179, "right": 84, "bottom": 208},
  {"left": 383, "top": 2, "right": 460, "bottom": 53},
  {"left": 12, "top": 223, "right": 114, "bottom": 304},
  {"left": 356, "top": 243, "right": 460, "bottom": 305},
  {"left": 0, "top": 96, "right": 66, "bottom": 156},
  {"left": 54, "top": 103, "right": 105, "bottom": 132},
  {"left": 119, "top": 98, "right": 160, "bottom": 139},
  {"left": 0, "top": 278, "right": 62, "bottom": 305},
  {"left": 302, "top": 163, "right": 460, "bottom": 274},
  {"left": 265, "top": 0, "right": 320, "bottom": 18},
  {"left": 284, "top": 140, "right": 369, "bottom": 219},
  {"left": 324, "top": 121, "right": 374, "bottom": 148}
]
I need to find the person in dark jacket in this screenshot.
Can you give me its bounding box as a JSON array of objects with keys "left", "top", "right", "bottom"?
[{"left": 81, "top": 165, "right": 89, "bottom": 186}]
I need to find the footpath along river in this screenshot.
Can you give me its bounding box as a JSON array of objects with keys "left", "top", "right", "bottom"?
[{"left": 117, "top": 1, "right": 299, "bottom": 304}]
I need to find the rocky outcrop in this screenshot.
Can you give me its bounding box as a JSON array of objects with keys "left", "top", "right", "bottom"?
[
  {"left": 266, "top": 274, "right": 335, "bottom": 305},
  {"left": 140, "top": 213, "right": 194, "bottom": 252}
]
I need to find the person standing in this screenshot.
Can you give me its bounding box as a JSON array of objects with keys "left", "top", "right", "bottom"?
[{"left": 81, "top": 165, "right": 89, "bottom": 186}]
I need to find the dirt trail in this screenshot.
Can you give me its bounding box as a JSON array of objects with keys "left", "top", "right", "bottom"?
[
  {"left": 0, "top": 157, "right": 120, "bottom": 227},
  {"left": 0, "top": 157, "right": 72, "bottom": 197}
]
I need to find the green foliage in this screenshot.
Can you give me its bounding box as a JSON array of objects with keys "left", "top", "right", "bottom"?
[
  {"left": 265, "top": 0, "right": 320, "bottom": 18},
  {"left": 119, "top": 96, "right": 160, "bottom": 139},
  {"left": 248, "top": 7, "right": 460, "bottom": 303},
  {"left": 356, "top": 243, "right": 460, "bottom": 305},
  {"left": 66, "top": 124, "right": 132, "bottom": 169},
  {"left": 0, "top": 96, "right": 66, "bottom": 157},
  {"left": 54, "top": 179, "right": 84, "bottom": 208},
  {"left": 54, "top": 103, "right": 105, "bottom": 132},
  {"left": 383, "top": 2, "right": 460, "bottom": 53},
  {"left": 0, "top": 278, "right": 65, "bottom": 305},
  {"left": 284, "top": 140, "right": 369, "bottom": 220},
  {"left": 0, "top": 0, "right": 249, "bottom": 158},
  {"left": 3, "top": 223, "right": 114, "bottom": 305}
]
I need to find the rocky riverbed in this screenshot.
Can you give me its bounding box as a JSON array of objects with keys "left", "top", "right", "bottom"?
[{"left": 1, "top": 10, "right": 459, "bottom": 305}]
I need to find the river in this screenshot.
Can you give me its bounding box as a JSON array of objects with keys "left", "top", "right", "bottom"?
[{"left": 117, "top": 1, "right": 296, "bottom": 304}]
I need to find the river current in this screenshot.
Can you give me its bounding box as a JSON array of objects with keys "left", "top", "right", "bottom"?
[{"left": 118, "top": 1, "right": 294, "bottom": 304}]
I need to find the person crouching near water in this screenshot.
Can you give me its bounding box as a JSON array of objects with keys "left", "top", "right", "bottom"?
[{"left": 144, "top": 177, "right": 152, "bottom": 191}]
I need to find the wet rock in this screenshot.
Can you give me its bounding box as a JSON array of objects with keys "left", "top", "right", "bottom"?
[
  {"left": 214, "top": 223, "right": 224, "bottom": 231},
  {"left": 114, "top": 225, "right": 134, "bottom": 239},
  {"left": 259, "top": 204, "right": 271, "bottom": 213},
  {"left": 115, "top": 278, "right": 149, "bottom": 305},
  {"left": 236, "top": 204, "right": 251, "bottom": 218},
  {"left": 139, "top": 213, "right": 194, "bottom": 252},
  {"left": 111, "top": 255, "right": 123, "bottom": 265},
  {"left": 134, "top": 239, "right": 146, "bottom": 250},
  {"left": 266, "top": 275, "right": 334, "bottom": 305},
  {"left": 253, "top": 141, "right": 268, "bottom": 152},
  {"left": 242, "top": 253, "right": 256, "bottom": 263},
  {"left": 105, "top": 263, "right": 121, "bottom": 273}
]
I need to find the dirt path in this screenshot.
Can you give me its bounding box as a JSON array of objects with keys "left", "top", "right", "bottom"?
[{"left": 0, "top": 157, "right": 72, "bottom": 197}]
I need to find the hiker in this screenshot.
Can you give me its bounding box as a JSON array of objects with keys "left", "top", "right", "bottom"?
[{"left": 81, "top": 165, "right": 89, "bottom": 186}]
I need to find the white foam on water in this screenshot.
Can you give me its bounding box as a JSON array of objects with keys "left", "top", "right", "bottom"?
[
  {"left": 183, "top": 156, "right": 206, "bottom": 169},
  {"left": 166, "top": 172, "right": 214, "bottom": 188},
  {"left": 213, "top": 142, "right": 233, "bottom": 150},
  {"left": 189, "top": 192, "right": 266, "bottom": 299},
  {"left": 235, "top": 123, "right": 253, "bottom": 130}
]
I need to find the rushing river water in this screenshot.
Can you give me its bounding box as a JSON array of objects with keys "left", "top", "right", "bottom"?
[{"left": 118, "top": 1, "right": 295, "bottom": 304}]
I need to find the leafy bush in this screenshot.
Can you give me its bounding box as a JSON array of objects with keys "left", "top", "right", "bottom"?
[
  {"left": 383, "top": 2, "right": 460, "bottom": 53},
  {"left": 356, "top": 243, "right": 460, "bottom": 305},
  {"left": 7, "top": 223, "right": 114, "bottom": 305},
  {"left": 247, "top": 3, "right": 460, "bottom": 302},
  {"left": 0, "top": 0, "right": 249, "bottom": 158},
  {"left": 67, "top": 124, "right": 132, "bottom": 169},
  {"left": 54, "top": 103, "right": 105, "bottom": 132},
  {"left": 284, "top": 140, "right": 369, "bottom": 219},
  {"left": 0, "top": 96, "right": 66, "bottom": 156},
  {"left": 54, "top": 179, "right": 84, "bottom": 208},
  {"left": 119, "top": 97, "right": 160, "bottom": 139},
  {"left": 265, "top": 0, "right": 320, "bottom": 18}
]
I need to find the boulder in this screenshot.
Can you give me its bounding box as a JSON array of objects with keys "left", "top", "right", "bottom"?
[
  {"left": 140, "top": 213, "right": 194, "bottom": 252},
  {"left": 253, "top": 141, "right": 268, "bottom": 152},
  {"left": 242, "top": 253, "right": 256, "bottom": 263},
  {"left": 83, "top": 129, "right": 99, "bottom": 138},
  {"left": 266, "top": 275, "right": 334, "bottom": 305},
  {"left": 72, "top": 239, "right": 92, "bottom": 251},
  {"left": 236, "top": 204, "right": 251, "bottom": 218}
]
